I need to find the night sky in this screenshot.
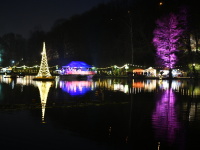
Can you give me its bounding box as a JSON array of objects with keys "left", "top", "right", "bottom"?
[{"left": 0, "top": 0, "right": 111, "bottom": 38}]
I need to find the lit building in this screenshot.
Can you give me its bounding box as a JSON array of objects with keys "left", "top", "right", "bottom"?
[{"left": 60, "top": 61, "right": 96, "bottom": 75}]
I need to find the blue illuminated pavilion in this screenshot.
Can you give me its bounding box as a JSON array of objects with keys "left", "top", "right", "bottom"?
[
  {"left": 61, "top": 61, "right": 96, "bottom": 75},
  {"left": 66, "top": 61, "right": 92, "bottom": 68}
]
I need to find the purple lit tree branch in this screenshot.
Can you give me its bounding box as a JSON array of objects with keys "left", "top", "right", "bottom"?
[{"left": 153, "top": 13, "right": 184, "bottom": 69}]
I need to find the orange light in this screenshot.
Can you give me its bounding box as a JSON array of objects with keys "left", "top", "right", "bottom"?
[{"left": 132, "top": 82, "right": 144, "bottom": 88}]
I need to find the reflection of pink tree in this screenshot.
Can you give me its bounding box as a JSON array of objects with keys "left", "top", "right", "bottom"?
[{"left": 152, "top": 87, "right": 181, "bottom": 144}]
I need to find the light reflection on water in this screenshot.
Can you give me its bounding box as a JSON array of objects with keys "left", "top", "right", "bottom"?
[
  {"left": 36, "top": 81, "right": 53, "bottom": 123},
  {"left": 152, "top": 84, "right": 182, "bottom": 146},
  {"left": 1, "top": 75, "right": 199, "bottom": 96},
  {"left": 60, "top": 80, "right": 94, "bottom": 96},
  {"left": 0, "top": 75, "right": 200, "bottom": 149}
]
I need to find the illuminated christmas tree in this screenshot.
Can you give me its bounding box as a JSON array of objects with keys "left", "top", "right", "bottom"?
[{"left": 33, "top": 42, "right": 54, "bottom": 80}]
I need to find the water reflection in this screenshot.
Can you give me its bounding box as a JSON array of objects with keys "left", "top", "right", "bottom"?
[
  {"left": 152, "top": 81, "right": 184, "bottom": 149},
  {"left": 1, "top": 75, "right": 200, "bottom": 149},
  {"left": 36, "top": 81, "right": 53, "bottom": 123},
  {"left": 153, "top": 84, "right": 179, "bottom": 141},
  {"left": 1, "top": 75, "right": 200, "bottom": 97},
  {"left": 60, "top": 80, "right": 94, "bottom": 96},
  {"left": 0, "top": 75, "right": 36, "bottom": 86}
]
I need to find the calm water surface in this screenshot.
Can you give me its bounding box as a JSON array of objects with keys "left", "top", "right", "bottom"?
[{"left": 0, "top": 75, "right": 200, "bottom": 150}]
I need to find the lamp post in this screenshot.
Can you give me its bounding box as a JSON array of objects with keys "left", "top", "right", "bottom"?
[
  {"left": 128, "top": 10, "right": 134, "bottom": 65},
  {"left": 11, "top": 60, "right": 15, "bottom": 66},
  {"left": 110, "top": 10, "right": 134, "bottom": 65},
  {"left": 125, "top": 64, "right": 129, "bottom": 72},
  {"left": 192, "top": 63, "right": 196, "bottom": 78}
]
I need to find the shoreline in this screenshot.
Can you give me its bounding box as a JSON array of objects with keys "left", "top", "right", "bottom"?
[{"left": 92, "top": 75, "right": 197, "bottom": 80}]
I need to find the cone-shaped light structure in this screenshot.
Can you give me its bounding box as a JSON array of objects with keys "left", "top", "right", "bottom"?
[
  {"left": 36, "top": 81, "right": 52, "bottom": 123},
  {"left": 37, "top": 42, "right": 52, "bottom": 77},
  {"left": 33, "top": 42, "right": 55, "bottom": 80}
]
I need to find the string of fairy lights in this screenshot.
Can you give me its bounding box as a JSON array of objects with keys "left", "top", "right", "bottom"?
[{"left": 96, "top": 63, "right": 199, "bottom": 71}]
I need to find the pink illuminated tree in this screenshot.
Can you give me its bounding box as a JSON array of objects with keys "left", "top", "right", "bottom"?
[{"left": 153, "top": 12, "right": 185, "bottom": 77}]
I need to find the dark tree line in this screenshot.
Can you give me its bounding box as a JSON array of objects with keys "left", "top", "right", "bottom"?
[{"left": 0, "top": 0, "right": 199, "bottom": 68}]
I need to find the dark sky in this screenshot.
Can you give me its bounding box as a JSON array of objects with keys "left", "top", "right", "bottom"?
[{"left": 0, "top": 0, "right": 111, "bottom": 38}]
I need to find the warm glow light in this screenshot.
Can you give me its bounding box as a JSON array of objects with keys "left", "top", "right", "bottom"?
[
  {"left": 35, "top": 42, "right": 52, "bottom": 78},
  {"left": 36, "top": 81, "right": 52, "bottom": 123},
  {"left": 132, "top": 81, "right": 144, "bottom": 88}
]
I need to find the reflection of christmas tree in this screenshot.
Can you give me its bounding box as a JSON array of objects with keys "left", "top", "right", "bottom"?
[
  {"left": 36, "top": 42, "right": 52, "bottom": 77},
  {"left": 36, "top": 81, "right": 52, "bottom": 123}
]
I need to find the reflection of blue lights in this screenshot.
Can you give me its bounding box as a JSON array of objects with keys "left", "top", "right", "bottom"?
[
  {"left": 62, "top": 86, "right": 91, "bottom": 96},
  {"left": 60, "top": 81, "right": 92, "bottom": 96}
]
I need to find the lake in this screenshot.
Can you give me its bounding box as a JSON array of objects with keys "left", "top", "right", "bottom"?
[{"left": 0, "top": 75, "right": 200, "bottom": 150}]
